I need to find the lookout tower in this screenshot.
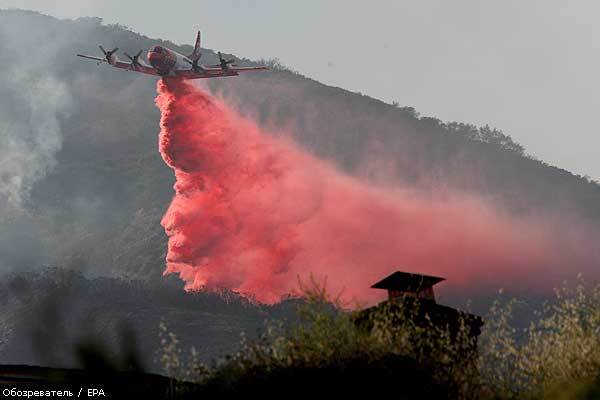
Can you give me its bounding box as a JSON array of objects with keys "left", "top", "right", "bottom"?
[
  {"left": 355, "top": 270, "right": 484, "bottom": 347},
  {"left": 371, "top": 271, "right": 445, "bottom": 303}
]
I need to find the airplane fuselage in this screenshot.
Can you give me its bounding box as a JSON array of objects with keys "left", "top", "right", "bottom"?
[{"left": 147, "top": 46, "right": 189, "bottom": 75}]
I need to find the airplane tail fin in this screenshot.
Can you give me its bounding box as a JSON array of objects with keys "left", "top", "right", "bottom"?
[{"left": 189, "top": 31, "right": 201, "bottom": 61}]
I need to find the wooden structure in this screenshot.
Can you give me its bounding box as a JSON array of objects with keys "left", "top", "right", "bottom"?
[
  {"left": 355, "top": 270, "right": 484, "bottom": 346},
  {"left": 371, "top": 271, "right": 445, "bottom": 302}
]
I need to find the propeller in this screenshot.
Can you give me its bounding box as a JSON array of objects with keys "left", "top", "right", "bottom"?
[
  {"left": 211, "top": 51, "right": 235, "bottom": 70},
  {"left": 99, "top": 45, "right": 119, "bottom": 64},
  {"left": 216, "top": 51, "right": 235, "bottom": 69},
  {"left": 124, "top": 50, "right": 144, "bottom": 69},
  {"left": 184, "top": 54, "right": 203, "bottom": 72}
]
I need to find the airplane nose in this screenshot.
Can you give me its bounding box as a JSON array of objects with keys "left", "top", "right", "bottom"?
[{"left": 148, "top": 51, "right": 163, "bottom": 67}]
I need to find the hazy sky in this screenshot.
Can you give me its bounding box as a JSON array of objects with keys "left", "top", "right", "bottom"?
[{"left": 3, "top": 0, "right": 600, "bottom": 179}]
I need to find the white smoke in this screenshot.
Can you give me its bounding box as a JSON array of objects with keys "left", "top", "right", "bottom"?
[
  {"left": 0, "top": 14, "right": 72, "bottom": 212},
  {"left": 0, "top": 71, "right": 71, "bottom": 210}
]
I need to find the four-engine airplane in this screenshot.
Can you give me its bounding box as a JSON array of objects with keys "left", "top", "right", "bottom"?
[{"left": 77, "top": 31, "right": 267, "bottom": 79}]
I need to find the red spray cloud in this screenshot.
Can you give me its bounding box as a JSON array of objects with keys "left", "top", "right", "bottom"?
[{"left": 156, "top": 78, "right": 600, "bottom": 305}]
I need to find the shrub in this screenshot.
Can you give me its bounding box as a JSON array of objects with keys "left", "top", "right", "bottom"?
[
  {"left": 160, "top": 276, "right": 479, "bottom": 397},
  {"left": 479, "top": 278, "right": 600, "bottom": 399},
  {"left": 159, "top": 276, "right": 600, "bottom": 399}
]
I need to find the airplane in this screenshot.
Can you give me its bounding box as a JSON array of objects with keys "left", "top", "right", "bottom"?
[{"left": 77, "top": 31, "right": 267, "bottom": 79}]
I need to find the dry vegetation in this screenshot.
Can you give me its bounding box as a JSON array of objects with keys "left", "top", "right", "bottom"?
[
  {"left": 158, "top": 277, "right": 600, "bottom": 399},
  {"left": 480, "top": 278, "right": 600, "bottom": 399}
]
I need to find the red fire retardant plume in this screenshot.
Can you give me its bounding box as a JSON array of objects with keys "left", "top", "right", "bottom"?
[{"left": 156, "top": 78, "right": 599, "bottom": 305}]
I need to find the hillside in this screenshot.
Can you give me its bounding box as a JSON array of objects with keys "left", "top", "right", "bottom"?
[{"left": 1, "top": 9, "right": 599, "bottom": 280}]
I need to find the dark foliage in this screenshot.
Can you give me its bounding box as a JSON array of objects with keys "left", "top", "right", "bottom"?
[
  {"left": 196, "top": 354, "right": 452, "bottom": 397},
  {"left": 0, "top": 268, "right": 299, "bottom": 372}
]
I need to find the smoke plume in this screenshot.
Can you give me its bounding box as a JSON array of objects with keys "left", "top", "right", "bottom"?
[
  {"left": 157, "top": 78, "right": 600, "bottom": 305},
  {"left": 0, "top": 14, "right": 72, "bottom": 212},
  {"left": 0, "top": 69, "right": 71, "bottom": 212}
]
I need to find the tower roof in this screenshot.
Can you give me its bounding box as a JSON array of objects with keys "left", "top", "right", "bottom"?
[{"left": 371, "top": 271, "right": 445, "bottom": 292}]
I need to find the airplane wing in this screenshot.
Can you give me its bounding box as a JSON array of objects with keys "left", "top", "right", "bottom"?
[
  {"left": 203, "top": 65, "right": 269, "bottom": 73},
  {"left": 77, "top": 54, "right": 160, "bottom": 77},
  {"left": 77, "top": 54, "right": 106, "bottom": 63},
  {"left": 228, "top": 66, "right": 269, "bottom": 72},
  {"left": 174, "top": 65, "right": 267, "bottom": 79}
]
